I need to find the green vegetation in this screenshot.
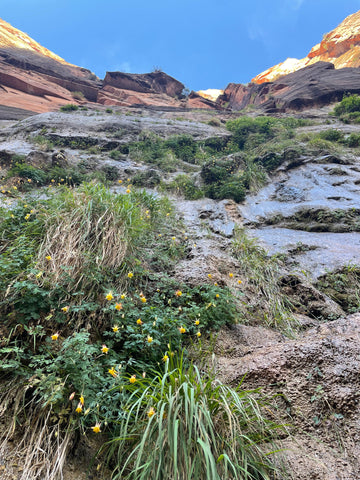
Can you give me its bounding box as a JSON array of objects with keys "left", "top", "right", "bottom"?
[
  {"left": 71, "top": 91, "right": 85, "bottom": 101},
  {"left": 4, "top": 160, "right": 106, "bottom": 189},
  {"left": 60, "top": 103, "right": 79, "bottom": 112},
  {"left": 0, "top": 183, "right": 284, "bottom": 479},
  {"left": 332, "top": 93, "right": 360, "bottom": 122},
  {"left": 317, "top": 265, "right": 360, "bottom": 313},
  {"left": 106, "top": 353, "right": 283, "bottom": 480},
  {"left": 232, "top": 228, "right": 295, "bottom": 331},
  {"left": 163, "top": 174, "right": 204, "bottom": 200}
]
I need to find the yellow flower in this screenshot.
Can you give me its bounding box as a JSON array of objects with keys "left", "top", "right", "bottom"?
[
  {"left": 126, "top": 189, "right": 131, "bottom": 194},
  {"left": 216, "top": 294, "right": 219, "bottom": 298},
  {"left": 115, "top": 303, "right": 122, "bottom": 311},
  {"left": 118, "top": 179, "right": 122, "bottom": 184},
  {"left": 28, "top": 178, "right": 32, "bottom": 183},
  {"left": 25, "top": 214, "right": 30, "bottom": 220},
  {"left": 214, "top": 282, "right": 218, "bottom": 286},
  {"left": 101, "top": 345, "right": 109, "bottom": 354},
  {"left": 175, "top": 290, "right": 182, "bottom": 297},
  {"left": 179, "top": 326, "right": 186, "bottom": 334},
  {"left": 108, "top": 367, "right": 117, "bottom": 377},
  {"left": 140, "top": 297, "right": 147, "bottom": 303},
  {"left": 208, "top": 273, "right": 212, "bottom": 279},
  {"left": 12, "top": 186, "right": 17, "bottom": 190},
  {"left": 45, "top": 255, "right": 52, "bottom": 261},
  {"left": 92, "top": 423, "right": 101, "bottom": 433},
  {"left": 76, "top": 403, "right": 83, "bottom": 413},
  {"left": 136, "top": 318, "right": 143, "bottom": 325},
  {"left": 196, "top": 332, "right": 202, "bottom": 338},
  {"left": 129, "top": 375, "right": 136, "bottom": 384},
  {"left": 128, "top": 272, "right": 133, "bottom": 278},
  {"left": 51, "top": 333, "right": 59, "bottom": 341},
  {"left": 147, "top": 407, "right": 156, "bottom": 418},
  {"left": 171, "top": 236, "right": 176, "bottom": 241},
  {"left": 162, "top": 354, "right": 169, "bottom": 362},
  {"left": 51, "top": 179, "right": 55, "bottom": 183},
  {"left": 112, "top": 325, "right": 119, "bottom": 332},
  {"left": 238, "top": 280, "right": 242, "bottom": 285},
  {"left": 120, "top": 294, "right": 126, "bottom": 299},
  {"left": 229, "top": 273, "right": 234, "bottom": 278},
  {"left": 195, "top": 320, "right": 200, "bottom": 326},
  {"left": 35, "top": 271, "right": 43, "bottom": 278},
  {"left": 80, "top": 395, "right": 84, "bottom": 405},
  {"left": 61, "top": 306, "right": 69, "bottom": 313},
  {"left": 106, "top": 292, "right": 113, "bottom": 301},
  {"left": 147, "top": 335, "right": 153, "bottom": 343}
]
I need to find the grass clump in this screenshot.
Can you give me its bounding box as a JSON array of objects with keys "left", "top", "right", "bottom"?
[
  {"left": 232, "top": 228, "right": 295, "bottom": 330},
  {"left": 164, "top": 174, "right": 204, "bottom": 200},
  {"left": 105, "top": 352, "right": 284, "bottom": 480}
]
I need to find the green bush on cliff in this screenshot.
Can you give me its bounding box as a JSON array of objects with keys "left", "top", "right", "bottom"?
[{"left": 333, "top": 94, "right": 360, "bottom": 116}]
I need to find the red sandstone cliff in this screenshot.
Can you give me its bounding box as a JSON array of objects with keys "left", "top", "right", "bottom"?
[
  {"left": 252, "top": 10, "right": 360, "bottom": 84},
  {"left": 0, "top": 18, "right": 217, "bottom": 116}
]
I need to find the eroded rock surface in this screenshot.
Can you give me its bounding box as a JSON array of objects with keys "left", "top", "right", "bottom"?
[
  {"left": 216, "top": 315, "right": 360, "bottom": 479},
  {"left": 219, "top": 62, "right": 360, "bottom": 112},
  {"left": 253, "top": 10, "right": 360, "bottom": 84}
]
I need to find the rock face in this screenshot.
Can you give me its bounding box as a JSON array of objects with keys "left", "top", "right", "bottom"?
[
  {"left": 0, "top": 18, "right": 217, "bottom": 116},
  {"left": 253, "top": 10, "right": 360, "bottom": 84},
  {"left": 216, "top": 315, "right": 360, "bottom": 479},
  {"left": 218, "top": 61, "right": 360, "bottom": 112}
]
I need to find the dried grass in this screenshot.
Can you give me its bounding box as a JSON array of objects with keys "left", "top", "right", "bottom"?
[
  {"left": 35, "top": 184, "right": 140, "bottom": 299},
  {"left": 0, "top": 379, "right": 73, "bottom": 480}
]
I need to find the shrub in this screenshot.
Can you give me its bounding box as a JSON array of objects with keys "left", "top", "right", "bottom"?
[
  {"left": 6, "top": 162, "right": 48, "bottom": 185},
  {"left": 345, "top": 133, "right": 360, "bottom": 147},
  {"left": 71, "top": 91, "right": 85, "bottom": 101},
  {"left": 109, "top": 149, "right": 122, "bottom": 160},
  {"left": 318, "top": 129, "right": 344, "bottom": 142},
  {"left": 166, "top": 174, "right": 203, "bottom": 200},
  {"left": 333, "top": 94, "right": 360, "bottom": 116},
  {"left": 60, "top": 104, "right": 79, "bottom": 112},
  {"left": 164, "top": 135, "right": 198, "bottom": 163},
  {"left": 226, "top": 116, "right": 278, "bottom": 150}
]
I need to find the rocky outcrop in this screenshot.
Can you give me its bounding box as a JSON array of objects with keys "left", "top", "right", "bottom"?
[
  {"left": 216, "top": 315, "right": 360, "bottom": 479},
  {"left": 0, "top": 18, "right": 219, "bottom": 116},
  {"left": 218, "top": 62, "right": 360, "bottom": 112},
  {"left": 253, "top": 10, "right": 360, "bottom": 84},
  {"left": 103, "top": 71, "right": 184, "bottom": 97}
]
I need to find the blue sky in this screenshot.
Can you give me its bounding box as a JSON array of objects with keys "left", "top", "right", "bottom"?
[{"left": 2, "top": 1, "right": 360, "bottom": 90}]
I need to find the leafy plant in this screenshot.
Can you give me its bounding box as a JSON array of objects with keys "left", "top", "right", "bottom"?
[{"left": 105, "top": 353, "right": 284, "bottom": 480}]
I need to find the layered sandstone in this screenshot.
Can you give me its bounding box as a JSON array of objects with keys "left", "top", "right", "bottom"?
[
  {"left": 253, "top": 10, "right": 360, "bottom": 84},
  {"left": 218, "top": 62, "right": 360, "bottom": 112},
  {"left": 0, "top": 18, "right": 218, "bottom": 116}
]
